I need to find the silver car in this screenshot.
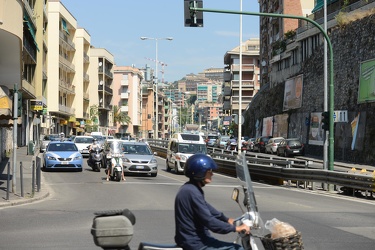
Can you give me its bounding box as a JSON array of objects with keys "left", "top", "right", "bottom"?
[
  {"left": 121, "top": 142, "right": 158, "bottom": 177},
  {"left": 40, "top": 134, "right": 60, "bottom": 153}
]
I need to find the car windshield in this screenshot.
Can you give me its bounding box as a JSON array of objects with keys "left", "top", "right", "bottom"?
[
  {"left": 92, "top": 135, "right": 104, "bottom": 142},
  {"left": 75, "top": 137, "right": 93, "bottom": 143},
  {"left": 48, "top": 143, "right": 78, "bottom": 152},
  {"left": 208, "top": 135, "right": 218, "bottom": 140},
  {"left": 178, "top": 143, "right": 207, "bottom": 154},
  {"left": 44, "top": 134, "right": 59, "bottom": 141},
  {"left": 122, "top": 144, "right": 152, "bottom": 155},
  {"left": 221, "top": 137, "right": 230, "bottom": 142},
  {"left": 287, "top": 140, "right": 302, "bottom": 146}
]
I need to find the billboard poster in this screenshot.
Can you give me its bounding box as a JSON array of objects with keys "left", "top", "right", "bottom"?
[
  {"left": 358, "top": 58, "right": 375, "bottom": 103},
  {"left": 262, "top": 117, "right": 273, "bottom": 136},
  {"left": 273, "top": 114, "right": 288, "bottom": 138},
  {"left": 309, "top": 112, "right": 324, "bottom": 145},
  {"left": 283, "top": 74, "right": 303, "bottom": 111}
]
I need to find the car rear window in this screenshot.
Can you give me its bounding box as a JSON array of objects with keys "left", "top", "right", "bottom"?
[
  {"left": 287, "top": 140, "right": 302, "bottom": 146},
  {"left": 180, "top": 134, "right": 201, "bottom": 141}
]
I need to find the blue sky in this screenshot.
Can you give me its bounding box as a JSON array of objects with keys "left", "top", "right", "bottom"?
[{"left": 61, "top": 0, "right": 260, "bottom": 82}]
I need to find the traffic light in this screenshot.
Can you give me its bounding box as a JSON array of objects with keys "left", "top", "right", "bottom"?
[
  {"left": 184, "top": 0, "right": 203, "bottom": 27},
  {"left": 321, "top": 111, "right": 329, "bottom": 131},
  {"left": 13, "top": 90, "right": 22, "bottom": 117}
]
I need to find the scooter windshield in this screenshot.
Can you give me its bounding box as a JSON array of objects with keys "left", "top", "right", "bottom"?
[
  {"left": 235, "top": 152, "right": 265, "bottom": 237},
  {"left": 109, "top": 141, "right": 124, "bottom": 154}
]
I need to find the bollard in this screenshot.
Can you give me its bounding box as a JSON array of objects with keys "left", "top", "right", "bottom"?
[
  {"left": 20, "top": 162, "right": 24, "bottom": 197},
  {"left": 36, "top": 157, "right": 41, "bottom": 192},
  {"left": 32, "top": 160, "right": 35, "bottom": 197},
  {"left": 6, "top": 162, "right": 10, "bottom": 201}
]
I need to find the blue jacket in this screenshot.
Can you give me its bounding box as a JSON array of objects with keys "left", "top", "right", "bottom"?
[{"left": 174, "top": 181, "right": 236, "bottom": 250}]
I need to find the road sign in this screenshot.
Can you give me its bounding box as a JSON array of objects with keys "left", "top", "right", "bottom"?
[{"left": 333, "top": 110, "right": 348, "bottom": 123}]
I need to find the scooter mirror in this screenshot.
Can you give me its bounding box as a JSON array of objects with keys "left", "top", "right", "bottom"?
[{"left": 231, "top": 188, "right": 240, "bottom": 203}]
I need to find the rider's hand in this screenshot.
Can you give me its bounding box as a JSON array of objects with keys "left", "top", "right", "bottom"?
[
  {"left": 228, "top": 218, "right": 235, "bottom": 225},
  {"left": 236, "top": 223, "right": 250, "bottom": 234}
]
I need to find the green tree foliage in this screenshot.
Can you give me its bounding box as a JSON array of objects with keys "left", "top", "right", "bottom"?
[{"left": 113, "top": 105, "right": 132, "bottom": 126}]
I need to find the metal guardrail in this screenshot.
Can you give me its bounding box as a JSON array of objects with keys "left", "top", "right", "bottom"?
[{"left": 147, "top": 139, "right": 374, "bottom": 193}]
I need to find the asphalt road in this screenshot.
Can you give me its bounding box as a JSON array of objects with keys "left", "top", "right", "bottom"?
[{"left": 0, "top": 156, "right": 374, "bottom": 250}]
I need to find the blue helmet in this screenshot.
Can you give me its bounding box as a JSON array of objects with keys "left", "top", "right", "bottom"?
[{"left": 184, "top": 154, "right": 218, "bottom": 181}]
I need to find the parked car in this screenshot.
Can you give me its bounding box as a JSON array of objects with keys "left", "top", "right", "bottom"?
[
  {"left": 276, "top": 138, "right": 305, "bottom": 157},
  {"left": 42, "top": 140, "right": 83, "bottom": 172},
  {"left": 246, "top": 138, "right": 256, "bottom": 151},
  {"left": 121, "top": 142, "right": 158, "bottom": 177},
  {"left": 265, "top": 137, "right": 284, "bottom": 154},
  {"left": 253, "top": 136, "right": 273, "bottom": 153},
  {"left": 73, "top": 136, "right": 94, "bottom": 157},
  {"left": 40, "top": 134, "right": 60, "bottom": 153},
  {"left": 205, "top": 134, "right": 219, "bottom": 147},
  {"left": 214, "top": 135, "right": 230, "bottom": 148}
]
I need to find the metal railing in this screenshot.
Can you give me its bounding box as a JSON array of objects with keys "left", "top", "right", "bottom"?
[{"left": 147, "top": 139, "right": 374, "bottom": 193}]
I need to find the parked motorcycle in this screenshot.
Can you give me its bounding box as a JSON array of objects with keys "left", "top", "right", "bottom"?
[
  {"left": 87, "top": 146, "right": 103, "bottom": 172},
  {"left": 105, "top": 153, "right": 123, "bottom": 182}
]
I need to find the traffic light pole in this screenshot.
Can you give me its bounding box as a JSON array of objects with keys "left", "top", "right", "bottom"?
[
  {"left": 12, "top": 85, "right": 18, "bottom": 193},
  {"left": 189, "top": 5, "right": 335, "bottom": 171}
]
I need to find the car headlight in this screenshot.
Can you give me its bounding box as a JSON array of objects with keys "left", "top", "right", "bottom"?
[
  {"left": 47, "top": 155, "right": 56, "bottom": 160},
  {"left": 74, "top": 155, "right": 82, "bottom": 160},
  {"left": 180, "top": 155, "right": 188, "bottom": 161},
  {"left": 122, "top": 157, "right": 131, "bottom": 163},
  {"left": 150, "top": 158, "right": 157, "bottom": 163}
]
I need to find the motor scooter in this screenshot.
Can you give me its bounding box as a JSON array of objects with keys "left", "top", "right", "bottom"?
[
  {"left": 105, "top": 153, "right": 124, "bottom": 182},
  {"left": 226, "top": 139, "right": 238, "bottom": 151},
  {"left": 90, "top": 152, "right": 268, "bottom": 250},
  {"left": 87, "top": 146, "right": 103, "bottom": 172}
]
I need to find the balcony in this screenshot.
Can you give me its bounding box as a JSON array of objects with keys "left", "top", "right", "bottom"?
[
  {"left": 231, "top": 80, "right": 255, "bottom": 88},
  {"left": 83, "top": 52, "right": 89, "bottom": 63},
  {"left": 59, "top": 55, "right": 75, "bottom": 72},
  {"left": 59, "top": 80, "right": 75, "bottom": 94},
  {"left": 120, "top": 92, "right": 129, "bottom": 99},
  {"left": 83, "top": 92, "right": 89, "bottom": 100},
  {"left": 84, "top": 73, "right": 89, "bottom": 82},
  {"left": 231, "top": 64, "right": 255, "bottom": 72},
  {"left": 59, "top": 104, "right": 75, "bottom": 115},
  {"left": 231, "top": 96, "right": 253, "bottom": 104},
  {"left": 59, "top": 31, "right": 75, "bottom": 50},
  {"left": 98, "top": 85, "right": 113, "bottom": 95},
  {"left": 121, "top": 79, "right": 129, "bottom": 86},
  {"left": 121, "top": 106, "right": 129, "bottom": 112},
  {"left": 98, "top": 67, "right": 113, "bottom": 78}
]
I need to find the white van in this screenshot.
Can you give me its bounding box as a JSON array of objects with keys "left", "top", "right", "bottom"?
[{"left": 166, "top": 133, "right": 207, "bottom": 174}]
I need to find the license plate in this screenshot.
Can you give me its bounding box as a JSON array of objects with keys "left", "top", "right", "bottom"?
[
  {"left": 136, "top": 166, "right": 144, "bottom": 169},
  {"left": 61, "top": 161, "right": 68, "bottom": 165},
  {"left": 293, "top": 150, "right": 299, "bottom": 153},
  {"left": 82, "top": 149, "right": 89, "bottom": 153}
]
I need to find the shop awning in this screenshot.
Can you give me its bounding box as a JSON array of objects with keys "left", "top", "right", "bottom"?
[
  {"left": 23, "top": 15, "right": 39, "bottom": 51},
  {"left": 61, "top": 18, "right": 70, "bottom": 35},
  {"left": 312, "top": 0, "right": 339, "bottom": 13},
  {"left": 0, "top": 87, "right": 12, "bottom": 117}
]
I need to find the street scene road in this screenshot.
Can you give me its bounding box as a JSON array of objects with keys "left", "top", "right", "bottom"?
[{"left": 0, "top": 156, "right": 374, "bottom": 250}]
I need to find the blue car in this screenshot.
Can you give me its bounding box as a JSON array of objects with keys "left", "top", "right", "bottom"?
[{"left": 43, "top": 141, "right": 83, "bottom": 171}]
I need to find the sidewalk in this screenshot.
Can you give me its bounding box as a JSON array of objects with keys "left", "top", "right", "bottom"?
[{"left": 0, "top": 146, "right": 49, "bottom": 208}]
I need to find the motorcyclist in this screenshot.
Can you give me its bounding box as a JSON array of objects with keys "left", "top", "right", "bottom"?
[
  {"left": 88, "top": 138, "right": 101, "bottom": 166},
  {"left": 174, "top": 154, "right": 250, "bottom": 250},
  {"left": 106, "top": 152, "right": 126, "bottom": 182},
  {"left": 60, "top": 132, "right": 65, "bottom": 141}
]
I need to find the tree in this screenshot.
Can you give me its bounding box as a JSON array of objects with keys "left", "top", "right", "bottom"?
[
  {"left": 89, "top": 105, "right": 100, "bottom": 132},
  {"left": 113, "top": 105, "right": 132, "bottom": 126}
]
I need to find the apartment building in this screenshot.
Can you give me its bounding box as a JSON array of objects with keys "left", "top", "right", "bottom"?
[
  {"left": 0, "top": 0, "right": 23, "bottom": 157},
  {"left": 89, "top": 47, "right": 114, "bottom": 135},
  {"left": 113, "top": 66, "right": 143, "bottom": 138},
  {"left": 47, "top": 0, "right": 79, "bottom": 136},
  {"left": 223, "top": 38, "right": 261, "bottom": 116},
  {"left": 259, "top": 0, "right": 314, "bottom": 87},
  {"left": 196, "top": 82, "right": 222, "bottom": 103}
]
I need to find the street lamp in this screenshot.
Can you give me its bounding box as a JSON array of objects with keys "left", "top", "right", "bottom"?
[{"left": 140, "top": 36, "right": 173, "bottom": 139}]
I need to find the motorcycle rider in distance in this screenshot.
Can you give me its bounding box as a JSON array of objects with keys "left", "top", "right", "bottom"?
[
  {"left": 106, "top": 144, "right": 126, "bottom": 182},
  {"left": 88, "top": 138, "right": 101, "bottom": 167},
  {"left": 174, "top": 154, "right": 250, "bottom": 250}
]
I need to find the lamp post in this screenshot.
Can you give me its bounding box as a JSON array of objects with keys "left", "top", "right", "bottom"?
[{"left": 140, "top": 36, "right": 173, "bottom": 139}]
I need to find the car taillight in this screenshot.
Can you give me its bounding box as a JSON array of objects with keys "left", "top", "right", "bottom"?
[
  {"left": 272, "top": 143, "right": 276, "bottom": 146},
  {"left": 286, "top": 145, "right": 290, "bottom": 149},
  {"left": 260, "top": 142, "right": 264, "bottom": 145}
]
